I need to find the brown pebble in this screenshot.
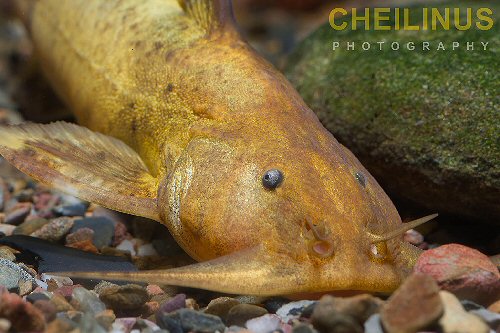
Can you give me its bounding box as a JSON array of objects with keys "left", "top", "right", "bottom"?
[
  {"left": 33, "top": 300, "right": 57, "bottom": 322},
  {"left": 99, "top": 284, "right": 151, "bottom": 310},
  {"left": 5, "top": 203, "right": 31, "bottom": 225},
  {"left": 66, "top": 239, "right": 99, "bottom": 253},
  {"left": 45, "top": 318, "right": 75, "bottom": 333},
  {"left": 50, "top": 293, "right": 74, "bottom": 312},
  {"left": 95, "top": 309, "right": 116, "bottom": 330},
  {"left": 0, "top": 292, "right": 45, "bottom": 332},
  {"left": 65, "top": 227, "right": 94, "bottom": 244},
  {"left": 30, "top": 217, "right": 74, "bottom": 241},
  {"left": 380, "top": 273, "right": 444, "bottom": 333},
  {"left": 186, "top": 298, "right": 199, "bottom": 310},
  {"left": 226, "top": 304, "right": 269, "bottom": 327},
  {"left": 13, "top": 217, "right": 50, "bottom": 235},
  {"left": 311, "top": 293, "right": 383, "bottom": 333},
  {"left": 205, "top": 297, "right": 241, "bottom": 322}
]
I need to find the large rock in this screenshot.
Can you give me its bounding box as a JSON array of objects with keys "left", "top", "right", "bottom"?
[{"left": 285, "top": 1, "right": 500, "bottom": 223}]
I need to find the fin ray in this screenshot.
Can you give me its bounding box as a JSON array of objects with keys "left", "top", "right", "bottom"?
[{"left": 0, "top": 122, "right": 160, "bottom": 220}]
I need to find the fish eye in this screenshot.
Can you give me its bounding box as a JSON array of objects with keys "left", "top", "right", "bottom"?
[
  {"left": 355, "top": 172, "right": 366, "bottom": 187},
  {"left": 262, "top": 169, "right": 283, "bottom": 190}
]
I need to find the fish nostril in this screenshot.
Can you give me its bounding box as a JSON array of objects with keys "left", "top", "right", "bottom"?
[
  {"left": 370, "top": 242, "right": 388, "bottom": 262},
  {"left": 310, "top": 239, "right": 334, "bottom": 258}
]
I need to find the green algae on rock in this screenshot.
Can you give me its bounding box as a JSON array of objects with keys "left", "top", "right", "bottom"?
[{"left": 285, "top": 1, "right": 499, "bottom": 223}]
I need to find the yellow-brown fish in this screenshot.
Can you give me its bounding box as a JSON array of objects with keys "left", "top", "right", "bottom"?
[{"left": 0, "top": 0, "right": 436, "bottom": 295}]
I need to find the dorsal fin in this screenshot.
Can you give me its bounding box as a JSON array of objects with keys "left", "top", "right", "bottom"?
[{"left": 177, "top": 0, "right": 236, "bottom": 34}]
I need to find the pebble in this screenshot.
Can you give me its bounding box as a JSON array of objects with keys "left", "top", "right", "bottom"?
[
  {"left": 146, "top": 284, "right": 165, "bottom": 297},
  {"left": 95, "top": 309, "right": 116, "bottom": 330},
  {"left": 0, "top": 258, "right": 36, "bottom": 291},
  {"left": 26, "top": 292, "right": 50, "bottom": 303},
  {"left": 99, "top": 283, "right": 150, "bottom": 310},
  {"left": 311, "top": 294, "right": 382, "bottom": 333},
  {"left": 116, "top": 239, "right": 137, "bottom": 256},
  {"left": 488, "top": 300, "right": 500, "bottom": 313},
  {"left": 71, "top": 286, "right": 106, "bottom": 315},
  {"left": 226, "top": 304, "right": 269, "bottom": 327},
  {"left": 0, "top": 291, "right": 45, "bottom": 332},
  {"left": 30, "top": 216, "right": 74, "bottom": 241},
  {"left": 49, "top": 292, "right": 74, "bottom": 312},
  {"left": 415, "top": 243, "right": 500, "bottom": 306},
  {"left": 0, "top": 224, "right": 15, "bottom": 236},
  {"left": 13, "top": 217, "right": 49, "bottom": 235},
  {"left": 276, "top": 300, "right": 316, "bottom": 323},
  {"left": 293, "top": 323, "right": 319, "bottom": 333},
  {"left": 158, "top": 308, "right": 226, "bottom": 333},
  {"left": 53, "top": 203, "right": 87, "bottom": 217},
  {"left": 380, "top": 273, "right": 444, "bottom": 333},
  {"left": 363, "top": 314, "right": 384, "bottom": 333},
  {"left": 0, "top": 178, "right": 9, "bottom": 212},
  {"left": 138, "top": 243, "right": 159, "bottom": 256},
  {"left": 158, "top": 293, "right": 186, "bottom": 314},
  {"left": 4, "top": 203, "right": 31, "bottom": 225},
  {"left": 0, "top": 319, "right": 11, "bottom": 333},
  {"left": 66, "top": 239, "right": 99, "bottom": 253},
  {"left": 65, "top": 227, "right": 94, "bottom": 244},
  {"left": 245, "top": 314, "right": 282, "bottom": 333},
  {"left": 113, "top": 221, "right": 130, "bottom": 246},
  {"left": 469, "top": 308, "right": 500, "bottom": 330},
  {"left": 263, "top": 297, "right": 291, "bottom": 314},
  {"left": 403, "top": 229, "right": 424, "bottom": 245},
  {"left": 438, "top": 291, "right": 489, "bottom": 333},
  {"left": 0, "top": 246, "right": 16, "bottom": 261},
  {"left": 33, "top": 299, "right": 57, "bottom": 322},
  {"left": 45, "top": 318, "right": 76, "bottom": 333},
  {"left": 205, "top": 297, "right": 241, "bottom": 321},
  {"left": 71, "top": 217, "right": 115, "bottom": 249}
]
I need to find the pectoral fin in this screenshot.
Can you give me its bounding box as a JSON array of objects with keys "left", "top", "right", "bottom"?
[
  {"left": 0, "top": 122, "right": 160, "bottom": 221},
  {"left": 50, "top": 245, "right": 307, "bottom": 296}
]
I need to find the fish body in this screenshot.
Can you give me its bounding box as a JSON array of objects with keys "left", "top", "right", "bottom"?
[{"left": 0, "top": 0, "right": 432, "bottom": 295}]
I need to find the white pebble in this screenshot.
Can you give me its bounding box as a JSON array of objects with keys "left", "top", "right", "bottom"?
[{"left": 246, "top": 314, "right": 282, "bottom": 333}]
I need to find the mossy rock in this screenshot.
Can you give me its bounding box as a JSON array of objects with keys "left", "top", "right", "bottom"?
[{"left": 285, "top": 1, "right": 499, "bottom": 223}]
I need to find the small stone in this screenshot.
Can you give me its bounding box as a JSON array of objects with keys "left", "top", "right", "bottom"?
[
  {"left": 66, "top": 239, "right": 99, "bottom": 253},
  {"left": 263, "top": 297, "right": 291, "bottom": 314},
  {"left": 0, "top": 178, "right": 10, "bottom": 212},
  {"left": 0, "top": 224, "right": 15, "bottom": 236},
  {"left": 99, "top": 283, "right": 150, "bottom": 310},
  {"left": 293, "top": 323, "right": 319, "bottom": 333},
  {"left": 0, "top": 258, "right": 36, "bottom": 292},
  {"left": 113, "top": 221, "right": 130, "bottom": 246},
  {"left": 276, "top": 300, "right": 316, "bottom": 323},
  {"left": 363, "top": 314, "right": 384, "bottom": 333},
  {"left": 186, "top": 297, "right": 199, "bottom": 310},
  {"left": 380, "top": 273, "right": 444, "bottom": 333},
  {"left": 158, "top": 293, "right": 186, "bottom": 314},
  {"left": 470, "top": 308, "right": 500, "bottom": 331},
  {"left": 45, "top": 318, "right": 76, "bottom": 333},
  {"left": 55, "top": 284, "right": 82, "bottom": 299},
  {"left": 95, "top": 309, "right": 116, "bottom": 330},
  {"left": 138, "top": 243, "right": 158, "bottom": 256},
  {"left": 71, "top": 286, "right": 106, "bottom": 315},
  {"left": 438, "top": 291, "right": 489, "bottom": 333},
  {"left": 404, "top": 229, "right": 424, "bottom": 245},
  {"left": 205, "top": 297, "right": 241, "bottom": 321},
  {"left": 116, "top": 239, "right": 136, "bottom": 255},
  {"left": 245, "top": 314, "right": 282, "bottom": 333},
  {"left": 13, "top": 217, "right": 49, "bottom": 235},
  {"left": 311, "top": 294, "right": 382, "bottom": 333},
  {"left": 49, "top": 293, "right": 74, "bottom": 312},
  {"left": 0, "top": 319, "right": 11, "bottom": 333},
  {"left": 75, "top": 312, "right": 107, "bottom": 333},
  {"left": 226, "top": 304, "right": 269, "bottom": 327},
  {"left": 0, "top": 247, "right": 16, "bottom": 261},
  {"left": 159, "top": 308, "right": 226, "bottom": 333},
  {"left": 33, "top": 299, "right": 57, "bottom": 322},
  {"left": 488, "top": 300, "right": 500, "bottom": 313},
  {"left": 53, "top": 203, "right": 87, "bottom": 217},
  {"left": 4, "top": 203, "right": 31, "bottom": 225},
  {"left": 71, "top": 217, "right": 115, "bottom": 249},
  {"left": 146, "top": 284, "right": 165, "bottom": 297},
  {"left": 93, "top": 280, "right": 119, "bottom": 294},
  {"left": 26, "top": 292, "right": 50, "bottom": 303},
  {"left": 415, "top": 244, "right": 500, "bottom": 306},
  {"left": 0, "top": 291, "right": 45, "bottom": 332},
  {"left": 65, "top": 227, "right": 94, "bottom": 244},
  {"left": 18, "top": 279, "right": 34, "bottom": 296},
  {"left": 30, "top": 217, "right": 74, "bottom": 241}
]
